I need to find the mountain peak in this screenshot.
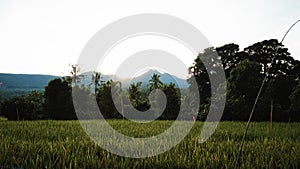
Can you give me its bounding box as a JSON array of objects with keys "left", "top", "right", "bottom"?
[{"left": 138, "top": 69, "right": 162, "bottom": 76}]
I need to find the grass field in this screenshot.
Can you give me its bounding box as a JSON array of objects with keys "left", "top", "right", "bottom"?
[{"left": 0, "top": 120, "right": 299, "bottom": 169}]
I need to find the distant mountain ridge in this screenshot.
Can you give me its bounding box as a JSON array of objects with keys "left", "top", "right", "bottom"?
[
  {"left": 0, "top": 73, "right": 58, "bottom": 99},
  {"left": 80, "top": 70, "right": 189, "bottom": 89},
  {"left": 129, "top": 70, "right": 189, "bottom": 88},
  {"left": 0, "top": 73, "right": 57, "bottom": 89},
  {"left": 0, "top": 71, "right": 189, "bottom": 98}
]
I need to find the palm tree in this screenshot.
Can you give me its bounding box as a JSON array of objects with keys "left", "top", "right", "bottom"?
[
  {"left": 70, "top": 64, "right": 82, "bottom": 86},
  {"left": 148, "top": 73, "right": 163, "bottom": 91},
  {"left": 92, "top": 72, "right": 102, "bottom": 92},
  {"left": 129, "top": 82, "right": 142, "bottom": 107}
]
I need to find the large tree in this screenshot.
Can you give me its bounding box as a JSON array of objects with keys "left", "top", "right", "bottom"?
[
  {"left": 188, "top": 47, "right": 223, "bottom": 106},
  {"left": 129, "top": 82, "right": 149, "bottom": 111},
  {"left": 96, "top": 80, "right": 122, "bottom": 119},
  {"left": 189, "top": 40, "right": 300, "bottom": 121},
  {"left": 288, "top": 82, "right": 300, "bottom": 121},
  {"left": 244, "top": 39, "right": 295, "bottom": 79},
  {"left": 225, "top": 60, "right": 264, "bottom": 121},
  {"left": 267, "top": 74, "right": 297, "bottom": 121},
  {"left": 44, "top": 78, "right": 76, "bottom": 120},
  {"left": 160, "top": 83, "right": 181, "bottom": 120},
  {"left": 244, "top": 39, "right": 299, "bottom": 121},
  {"left": 216, "top": 43, "right": 249, "bottom": 78}
]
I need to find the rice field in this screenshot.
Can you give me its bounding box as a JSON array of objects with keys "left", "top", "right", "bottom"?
[{"left": 0, "top": 120, "right": 299, "bottom": 168}]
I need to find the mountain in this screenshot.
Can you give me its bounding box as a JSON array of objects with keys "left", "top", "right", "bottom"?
[
  {"left": 129, "top": 70, "right": 189, "bottom": 88},
  {"left": 0, "top": 71, "right": 189, "bottom": 99},
  {"left": 0, "top": 73, "right": 57, "bottom": 89},
  {"left": 79, "top": 70, "right": 189, "bottom": 89},
  {"left": 0, "top": 73, "right": 57, "bottom": 99}
]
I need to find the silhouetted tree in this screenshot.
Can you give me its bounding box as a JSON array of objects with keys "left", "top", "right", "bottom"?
[
  {"left": 92, "top": 72, "right": 102, "bottom": 93},
  {"left": 188, "top": 40, "right": 300, "bottom": 121},
  {"left": 226, "top": 60, "right": 264, "bottom": 121},
  {"left": 160, "top": 83, "right": 181, "bottom": 120},
  {"left": 69, "top": 64, "right": 83, "bottom": 86},
  {"left": 24, "top": 91, "right": 45, "bottom": 119},
  {"left": 1, "top": 91, "right": 44, "bottom": 120},
  {"left": 288, "top": 82, "right": 300, "bottom": 121},
  {"left": 148, "top": 73, "right": 163, "bottom": 91},
  {"left": 72, "top": 86, "right": 98, "bottom": 119},
  {"left": 1, "top": 97, "right": 24, "bottom": 120},
  {"left": 267, "top": 74, "right": 297, "bottom": 121},
  {"left": 216, "top": 43, "right": 249, "bottom": 78},
  {"left": 44, "top": 78, "right": 76, "bottom": 120},
  {"left": 188, "top": 47, "right": 222, "bottom": 107},
  {"left": 244, "top": 39, "right": 295, "bottom": 79},
  {"left": 129, "top": 82, "right": 150, "bottom": 111},
  {"left": 96, "top": 80, "right": 122, "bottom": 119}
]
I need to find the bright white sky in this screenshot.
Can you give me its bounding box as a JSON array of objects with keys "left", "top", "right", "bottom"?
[{"left": 0, "top": 0, "right": 299, "bottom": 78}]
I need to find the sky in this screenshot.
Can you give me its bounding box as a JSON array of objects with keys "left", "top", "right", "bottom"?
[{"left": 0, "top": 0, "right": 299, "bottom": 78}]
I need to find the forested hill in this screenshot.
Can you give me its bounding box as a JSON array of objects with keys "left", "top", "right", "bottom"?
[
  {"left": 0, "top": 73, "right": 57, "bottom": 99},
  {"left": 0, "top": 73, "right": 57, "bottom": 89}
]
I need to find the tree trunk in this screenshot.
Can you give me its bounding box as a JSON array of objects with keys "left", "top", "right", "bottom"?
[
  {"left": 16, "top": 107, "right": 19, "bottom": 121},
  {"left": 270, "top": 99, "right": 273, "bottom": 127}
]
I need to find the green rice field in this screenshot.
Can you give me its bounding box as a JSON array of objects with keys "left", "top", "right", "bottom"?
[{"left": 0, "top": 120, "right": 299, "bottom": 168}]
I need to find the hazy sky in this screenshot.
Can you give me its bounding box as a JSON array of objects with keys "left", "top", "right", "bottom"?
[{"left": 0, "top": 0, "right": 299, "bottom": 77}]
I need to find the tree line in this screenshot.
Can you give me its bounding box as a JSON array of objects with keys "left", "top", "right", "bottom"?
[
  {"left": 189, "top": 39, "right": 300, "bottom": 121},
  {"left": 0, "top": 72, "right": 182, "bottom": 120},
  {"left": 1, "top": 39, "right": 300, "bottom": 121}
]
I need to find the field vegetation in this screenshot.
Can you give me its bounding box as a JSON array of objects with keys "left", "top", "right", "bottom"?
[{"left": 0, "top": 120, "right": 299, "bottom": 169}]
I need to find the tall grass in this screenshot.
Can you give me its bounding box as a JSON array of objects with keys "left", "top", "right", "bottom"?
[{"left": 0, "top": 120, "right": 299, "bottom": 168}]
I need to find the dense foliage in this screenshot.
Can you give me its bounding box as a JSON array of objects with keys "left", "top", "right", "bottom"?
[
  {"left": 189, "top": 39, "right": 300, "bottom": 121},
  {"left": 0, "top": 91, "right": 44, "bottom": 120},
  {"left": 44, "top": 78, "right": 76, "bottom": 120}
]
